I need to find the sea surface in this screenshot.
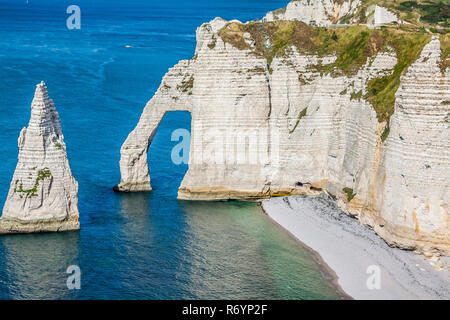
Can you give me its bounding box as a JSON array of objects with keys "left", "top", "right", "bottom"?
[{"left": 0, "top": 0, "right": 340, "bottom": 299}]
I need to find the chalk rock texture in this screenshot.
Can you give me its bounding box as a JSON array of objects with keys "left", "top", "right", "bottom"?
[
  {"left": 114, "top": 60, "right": 194, "bottom": 192},
  {"left": 116, "top": 8, "right": 449, "bottom": 257},
  {"left": 263, "top": 0, "right": 361, "bottom": 25},
  {"left": 366, "top": 5, "right": 398, "bottom": 26},
  {"left": 371, "top": 38, "right": 449, "bottom": 255},
  {"left": 0, "top": 82, "right": 79, "bottom": 234}
]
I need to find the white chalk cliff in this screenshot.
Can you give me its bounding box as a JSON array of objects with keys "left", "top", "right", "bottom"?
[
  {"left": 263, "top": 0, "right": 403, "bottom": 26},
  {"left": 263, "top": 0, "right": 361, "bottom": 25},
  {"left": 0, "top": 82, "right": 79, "bottom": 234},
  {"left": 366, "top": 5, "right": 398, "bottom": 27},
  {"left": 116, "top": 5, "right": 449, "bottom": 255}
]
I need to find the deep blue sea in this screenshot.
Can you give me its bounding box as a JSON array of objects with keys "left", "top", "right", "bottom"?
[{"left": 0, "top": 0, "right": 340, "bottom": 299}]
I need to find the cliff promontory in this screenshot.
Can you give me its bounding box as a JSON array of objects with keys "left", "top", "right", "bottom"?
[
  {"left": 0, "top": 82, "right": 80, "bottom": 234},
  {"left": 116, "top": 1, "right": 449, "bottom": 255}
]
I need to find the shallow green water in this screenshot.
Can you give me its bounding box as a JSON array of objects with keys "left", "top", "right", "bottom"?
[{"left": 178, "top": 201, "right": 341, "bottom": 300}]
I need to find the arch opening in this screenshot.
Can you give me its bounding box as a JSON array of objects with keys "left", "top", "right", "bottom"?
[
  {"left": 113, "top": 109, "right": 191, "bottom": 194},
  {"left": 147, "top": 111, "right": 191, "bottom": 196}
]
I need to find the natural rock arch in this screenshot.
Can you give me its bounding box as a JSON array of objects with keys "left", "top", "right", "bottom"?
[
  {"left": 114, "top": 13, "right": 449, "bottom": 255},
  {"left": 114, "top": 60, "right": 194, "bottom": 192}
]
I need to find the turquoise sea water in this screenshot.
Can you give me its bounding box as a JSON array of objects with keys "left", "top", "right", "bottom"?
[{"left": 0, "top": 0, "right": 341, "bottom": 299}]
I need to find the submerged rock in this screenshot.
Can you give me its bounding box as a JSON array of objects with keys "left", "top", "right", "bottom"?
[{"left": 0, "top": 81, "right": 79, "bottom": 234}]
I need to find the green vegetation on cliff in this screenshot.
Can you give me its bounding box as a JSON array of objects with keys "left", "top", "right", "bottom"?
[
  {"left": 219, "top": 21, "right": 386, "bottom": 75},
  {"left": 343, "top": 187, "right": 356, "bottom": 202},
  {"left": 219, "top": 20, "right": 431, "bottom": 124},
  {"left": 177, "top": 75, "right": 194, "bottom": 94},
  {"left": 14, "top": 168, "right": 52, "bottom": 198},
  {"left": 440, "top": 33, "right": 449, "bottom": 73},
  {"left": 365, "top": 31, "right": 431, "bottom": 122},
  {"left": 394, "top": 0, "right": 449, "bottom": 27},
  {"left": 289, "top": 107, "right": 308, "bottom": 133},
  {"left": 352, "top": 0, "right": 449, "bottom": 28}
]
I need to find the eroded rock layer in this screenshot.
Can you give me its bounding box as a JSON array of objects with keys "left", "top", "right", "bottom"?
[
  {"left": 114, "top": 60, "right": 194, "bottom": 192},
  {"left": 116, "top": 14, "right": 449, "bottom": 255},
  {"left": 0, "top": 82, "right": 79, "bottom": 234}
]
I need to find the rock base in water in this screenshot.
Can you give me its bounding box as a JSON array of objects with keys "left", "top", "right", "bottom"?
[
  {"left": 113, "top": 182, "right": 152, "bottom": 193},
  {"left": 177, "top": 186, "right": 318, "bottom": 201},
  {"left": 0, "top": 217, "right": 79, "bottom": 234}
]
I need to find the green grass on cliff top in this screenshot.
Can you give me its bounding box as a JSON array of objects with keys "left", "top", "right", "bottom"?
[
  {"left": 440, "top": 33, "right": 449, "bottom": 73},
  {"left": 270, "top": 1, "right": 449, "bottom": 28},
  {"left": 219, "top": 21, "right": 432, "bottom": 123},
  {"left": 365, "top": 30, "right": 431, "bottom": 122}
]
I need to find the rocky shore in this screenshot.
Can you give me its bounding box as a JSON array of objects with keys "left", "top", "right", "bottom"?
[{"left": 261, "top": 195, "right": 450, "bottom": 300}]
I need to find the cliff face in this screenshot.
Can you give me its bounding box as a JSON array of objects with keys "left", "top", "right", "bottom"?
[
  {"left": 372, "top": 39, "right": 449, "bottom": 255},
  {"left": 263, "top": 0, "right": 361, "bottom": 25},
  {"left": 0, "top": 82, "right": 79, "bottom": 234},
  {"left": 366, "top": 5, "right": 398, "bottom": 26},
  {"left": 262, "top": 0, "right": 449, "bottom": 28},
  {"left": 116, "top": 12, "right": 449, "bottom": 254}
]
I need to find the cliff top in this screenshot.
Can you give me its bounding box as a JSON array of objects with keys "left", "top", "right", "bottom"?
[
  {"left": 358, "top": 0, "right": 449, "bottom": 28},
  {"left": 266, "top": 0, "right": 449, "bottom": 30},
  {"left": 216, "top": 19, "right": 448, "bottom": 125},
  {"left": 347, "top": 0, "right": 449, "bottom": 29}
]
